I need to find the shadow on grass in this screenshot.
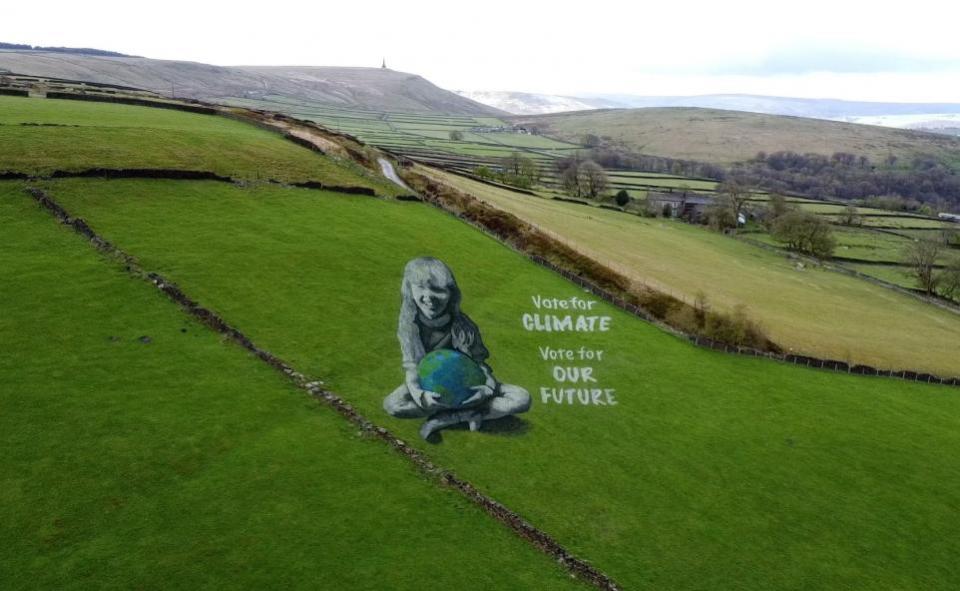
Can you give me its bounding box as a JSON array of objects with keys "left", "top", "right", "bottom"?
[{"left": 424, "top": 415, "right": 531, "bottom": 444}]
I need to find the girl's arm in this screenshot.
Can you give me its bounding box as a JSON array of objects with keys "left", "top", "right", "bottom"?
[
  {"left": 404, "top": 366, "right": 424, "bottom": 401},
  {"left": 480, "top": 363, "right": 499, "bottom": 393},
  {"left": 404, "top": 365, "right": 448, "bottom": 410},
  {"left": 462, "top": 364, "right": 500, "bottom": 406}
]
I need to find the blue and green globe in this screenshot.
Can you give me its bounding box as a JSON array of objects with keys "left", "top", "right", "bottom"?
[{"left": 417, "top": 349, "right": 487, "bottom": 407}]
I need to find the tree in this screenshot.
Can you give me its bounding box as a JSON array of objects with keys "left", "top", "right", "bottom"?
[
  {"left": 518, "top": 156, "right": 541, "bottom": 186},
  {"left": 561, "top": 164, "right": 582, "bottom": 198},
  {"left": 940, "top": 228, "right": 960, "bottom": 248},
  {"left": 497, "top": 152, "right": 539, "bottom": 188},
  {"left": 705, "top": 196, "right": 738, "bottom": 231},
  {"left": 771, "top": 210, "right": 836, "bottom": 258},
  {"left": 577, "top": 161, "right": 608, "bottom": 199},
  {"left": 449, "top": 130, "right": 464, "bottom": 141},
  {"left": 939, "top": 259, "right": 960, "bottom": 300},
  {"left": 716, "top": 179, "right": 751, "bottom": 226},
  {"left": 615, "top": 189, "right": 630, "bottom": 207},
  {"left": 762, "top": 194, "right": 794, "bottom": 228},
  {"left": 840, "top": 203, "right": 861, "bottom": 226},
  {"left": 501, "top": 152, "right": 526, "bottom": 176},
  {"left": 903, "top": 239, "right": 943, "bottom": 294},
  {"left": 474, "top": 165, "right": 493, "bottom": 180},
  {"left": 581, "top": 133, "right": 601, "bottom": 148}
]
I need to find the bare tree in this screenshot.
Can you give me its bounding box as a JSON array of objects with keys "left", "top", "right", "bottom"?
[
  {"left": 717, "top": 179, "right": 751, "bottom": 226},
  {"left": 840, "top": 204, "right": 861, "bottom": 226},
  {"left": 561, "top": 165, "right": 582, "bottom": 198},
  {"left": 762, "top": 194, "right": 794, "bottom": 229},
  {"left": 501, "top": 152, "right": 525, "bottom": 176},
  {"left": 577, "top": 161, "right": 608, "bottom": 199},
  {"left": 706, "top": 196, "right": 738, "bottom": 231},
  {"left": 903, "top": 239, "right": 943, "bottom": 294}
]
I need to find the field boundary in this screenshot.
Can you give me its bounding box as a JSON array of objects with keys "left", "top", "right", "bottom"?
[
  {"left": 408, "top": 167, "right": 960, "bottom": 387},
  {"left": 7, "top": 168, "right": 380, "bottom": 196},
  {"left": 44, "top": 91, "right": 218, "bottom": 115},
  {"left": 24, "top": 185, "right": 622, "bottom": 591}
]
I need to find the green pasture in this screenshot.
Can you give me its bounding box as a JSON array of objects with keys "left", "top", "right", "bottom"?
[
  {"left": 480, "top": 132, "right": 580, "bottom": 150},
  {"left": 747, "top": 226, "right": 917, "bottom": 264},
  {"left": 425, "top": 168, "right": 960, "bottom": 376},
  {"left": 225, "top": 98, "right": 581, "bottom": 166},
  {"left": 857, "top": 215, "right": 950, "bottom": 229},
  {"left": 606, "top": 173, "right": 719, "bottom": 192},
  {"left": 0, "top": 181, "right": 582, "bottom": 590},
  {"left": 894, "top": 227, "right": 959, "bottom": 240},
  {"left": 845, "top": 263, "right": 918, "bottom": 289},
  {"left": 0, "top": 96, "right": 398, "bottom": 195},
  {"left": 38, "top": 177, "right": 960, "bottom": 591}
]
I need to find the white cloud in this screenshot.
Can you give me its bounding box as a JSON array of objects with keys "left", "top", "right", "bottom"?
[{"left": 4, "top": 0, "right": 960, "bottom": 101}]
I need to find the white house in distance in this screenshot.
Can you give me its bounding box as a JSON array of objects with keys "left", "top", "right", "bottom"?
[{"left": 939, "top": 212, "right": 960, "bottom": 223}]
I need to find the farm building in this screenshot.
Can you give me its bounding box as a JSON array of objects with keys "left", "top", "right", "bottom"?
[
  {"left": 647, "top": 192, "right": 714, "bottom": 221},
  {"left": 939, "top": 212, "right": 960, "bottom": 223}
]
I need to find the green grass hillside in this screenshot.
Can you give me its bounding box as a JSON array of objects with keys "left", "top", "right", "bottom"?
[
  {"left": 0, "top": 95, "right": 399, "bottom": 194},
  {"left": 39, "top": 177, "right": 960, "bottom": 590},
  {"left": 0, "top": 181, "right": 583, "bottom": 590},
  {"left": 6, "top": 96, "right": 960, "bottom": 590},
  {"left": 423, "top": 168, "right": 960, "bottom": 377},
  {"left": 511, "top": 107, "right": 960, "bottom": 166}
]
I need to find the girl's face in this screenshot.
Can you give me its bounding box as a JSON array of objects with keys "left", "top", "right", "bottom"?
[{"left": 411, "top": 280, "right": 451, "bottom": 319}]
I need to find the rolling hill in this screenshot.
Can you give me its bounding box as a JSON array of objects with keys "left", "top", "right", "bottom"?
[
  {"left": 511, "top": 107, "right": 960, "bottom": 166},
  {"left": 5, "top": 90, "right": 960, "bottom": 590},
  {"left": 0, "top": 48, "right": 503, "bottom": 115}
]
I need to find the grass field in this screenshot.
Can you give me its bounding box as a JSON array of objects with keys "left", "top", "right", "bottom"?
[
  {"left": 0, "top": 181, "right": 583, "bottom": 590},
  {"left": 29, "top": 176, "right": 960, "bottom": 590},
  {"left": 845, "top": 263, "right": 918, "bottom": 288},
  {"left": 0, "top": 95, "right": 399, "bottom": 195},
  {"left": 9, "top": 94, "right": 960, "bottom": 590},
  {"left": 423, "top": 168, "right": 960, "bottom": 376},
  {"left": 748, "top": 225, "right": 959, "bottom": 267}
]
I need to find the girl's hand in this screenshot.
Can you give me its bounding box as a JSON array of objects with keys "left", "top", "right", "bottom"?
[
  {"left": 462, "top": 384, "right": 496, "bottom": 406},
  {"left": 418, "top": 389, "right": 449, "bottom": 411}
]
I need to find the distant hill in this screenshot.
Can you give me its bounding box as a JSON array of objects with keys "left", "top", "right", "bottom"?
[
  {"left": 585, "top": 94, "right": 960, "bottom": 120},
  {"left": 0, "top": 50, "right": 503, "bottom": 115},
  {"left": 454, "top": 90, "right": 621, "bottom": 114},
  {"left": 464, "top": 89, "right": 960, "bottom": 121},
  {"left": 511, "top": 107, "right": 960, "bottom": 166},
  {"left": 0, "top": 42, "right": 136, "bottom": 58}
]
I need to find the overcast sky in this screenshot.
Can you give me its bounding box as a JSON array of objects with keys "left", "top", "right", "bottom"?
[{"left": 5, "top": 0, "right": 960, "bottom": 102}]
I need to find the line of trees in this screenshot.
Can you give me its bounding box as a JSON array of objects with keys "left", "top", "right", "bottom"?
[
  {"left": 588, "top": 148, "right": 727, "bottom": 182},
  {"left": 473, "top": 152, "right": 540, "bottom": 189},
  {"left": 585, "top": 142, "right": 960, "bottom": 214},
  {"left": 733, "top": 151, "right": 960, "bottom": 212}
]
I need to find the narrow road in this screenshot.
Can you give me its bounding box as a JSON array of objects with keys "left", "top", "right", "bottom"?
[{"left": 378, "top": 157, "right": 413, "bottom": 192}]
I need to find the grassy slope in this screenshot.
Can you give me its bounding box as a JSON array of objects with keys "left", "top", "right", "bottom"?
[
  {"left": 0, "top": 181, "right": 584, "bottom": 590},
  {"left": 423, "top": 168, "right": 960, "bottom": 376},
  {"left": 511, "top": 108, "right": 960, "bottom": 165},
  {"left": 0, "top": 96, "right": 400, "bottom": 194},
  {"left": 47, "top": 178, "right": 960, "bottom": 590}
]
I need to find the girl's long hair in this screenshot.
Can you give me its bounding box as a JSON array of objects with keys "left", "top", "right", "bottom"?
[{"left": 398, "top": 257, "right": 484, "bottom": 366}]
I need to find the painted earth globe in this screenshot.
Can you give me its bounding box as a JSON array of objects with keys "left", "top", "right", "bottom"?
[{"left": 417, "top": 349, "right": 486, "bottom": 407}]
